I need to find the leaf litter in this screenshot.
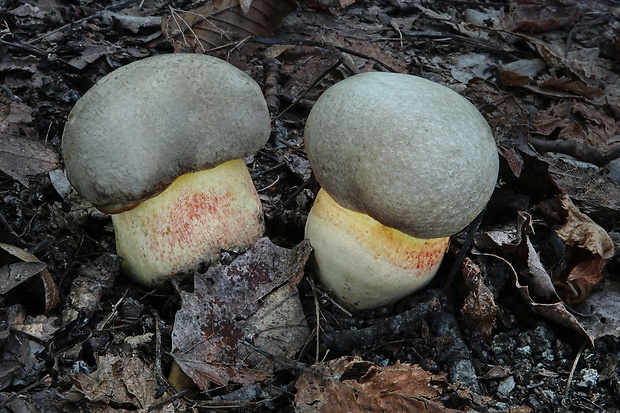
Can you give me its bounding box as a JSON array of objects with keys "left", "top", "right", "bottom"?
[
  {"left": 171, "top": 238, "right": 310, "bottom": 388},
  {"left": 2, "top": 0, "right": 620, "bottom": 411}
]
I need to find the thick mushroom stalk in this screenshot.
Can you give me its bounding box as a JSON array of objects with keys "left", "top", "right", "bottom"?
[
  {"left": 304, "top": 72, "right": 499, "bottom": 310},
  {"left": 62, "top": 54, "right": 271, "bottom": 286},
  {"left": 306, "top": 189, "right": 449, "bottom": 309},
  {"left": 112, "top": 159, "right": 263, "bottom": 286}
]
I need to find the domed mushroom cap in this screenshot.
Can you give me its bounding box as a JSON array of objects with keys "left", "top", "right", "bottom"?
[
  {"left": 62, "top": 53, "right": 271, "bottom": 213},
  {"left": 304, "top": 72, "right": 499, "bottom": 239}
]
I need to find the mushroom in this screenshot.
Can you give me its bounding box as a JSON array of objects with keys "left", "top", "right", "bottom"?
[
  {"left": 304, "top": 72, "right": 499, "bottom": 310},
  {"left": 62, "top": 54, "right": 271, "bottom": 286}
]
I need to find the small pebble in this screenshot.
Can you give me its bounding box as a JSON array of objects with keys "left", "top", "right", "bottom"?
[
  {"left": 577, "top": 368, "right": 599, "bottom": 387},
  {"left": 516, "top": 345, "right": 532, "bottom": 357},
  {"left": 497, "top": 376, "right": 516, "bottom": 396}
]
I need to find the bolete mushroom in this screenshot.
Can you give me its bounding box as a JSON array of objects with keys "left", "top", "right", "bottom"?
[
  {"left": 304, "top": 72, "right": 499, "bottom": 310},
  {"left": 62, "top": 54, "right": 270, "bottom": 286}
]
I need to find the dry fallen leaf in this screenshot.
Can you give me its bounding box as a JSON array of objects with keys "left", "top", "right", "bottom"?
[
  {"left": 576, "top": 277, "right": 620, "bottom": 339},
  {"left": 501, "top": 1, "right": 580, "bottom": 33},
  {"left": 541, "top": 194, "right": 614, "bottom": 304},
  {"left": 295, "top": 356, "right": 464, "bottom": 413},
  {"left": 162, "top": 0, "right": 297, "bottom": 53},
  {"left": 459, "top": 257, "right": 498, "bottom": 340},
  {"left": 474, "top": 199, "right": 616, "bottom": 343},
  {"left": 475, "top": 212, "right": 560, "bottom": 302},
  {"left": 0, "top": 309, "right": 47, "bottom": 392},
  {"left": 0, "top": 95, "right": 58, "bottom": 187},
  {"left": 69, "top": 354, "right": 159, "bottom": 411},
  {"left": 60, "top": 253, "right": 120, "bottom": 327},
  {"left": 0, "top": 243, "right": 59, "bottom": 313},
  {"left": 172, "top": 238, "right": 310, "bottom": 389}
]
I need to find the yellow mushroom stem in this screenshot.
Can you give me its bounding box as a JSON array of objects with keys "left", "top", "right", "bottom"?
[
  {"left": 112, "top": 159, "right": 264, "bottom": 286},
  {"left": 305, "top": 189, "right": 450, "bottom": 310}
]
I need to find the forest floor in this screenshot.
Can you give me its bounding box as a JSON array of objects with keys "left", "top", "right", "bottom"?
[{"left": 1, "top": 0, "right": 620, "bottom": 412}]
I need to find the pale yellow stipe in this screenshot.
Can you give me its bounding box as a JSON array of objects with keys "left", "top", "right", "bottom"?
[
  {"left": 113, "top": 159, "right": 264, "bottom": 286},
  {"left": 305, "top": 189, "right": 449, "bottom": 310}
]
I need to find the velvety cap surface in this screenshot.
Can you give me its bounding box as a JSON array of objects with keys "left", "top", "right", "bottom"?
[
  {"left": 304, "top": 72, "right": 499, "bottom": 239},
  {"left": 62, "top": 53, "right": 270, "bottom": 211}
]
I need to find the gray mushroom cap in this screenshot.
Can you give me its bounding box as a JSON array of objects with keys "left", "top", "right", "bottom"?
[
  {"left": 62, "top": 53, "right": 271, "bottom": 213},
  {"left": 304, "top": 72, "right": 499, "bottom": 239}
]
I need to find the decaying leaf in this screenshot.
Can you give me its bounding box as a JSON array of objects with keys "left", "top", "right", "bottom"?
[
  {"left": 496, "top": 58, "right": 547, "bottom": 87},
  {"left": 162, "top": 0, "right": 297, "bottom": 53},
  {"left": 60, "top": 253, "right": 120, "bottom": 327},
  {"left": 540, "top": 194, "right": 614, "bottom": 304},
  {"left": 459, "top": 257, "right": 498, "bottom": 340},
  {"left": 0, "top": 92, "right": 58, "bottom": 187},
  {"left": 502, "top": 1, "right": 581, "bottom": 33},
  {"left": 0, "top": 243, "right": 59, "bottom": 313},
  {"left": 475, "top": 212, "right": 559, "bottom": 302},
  {"left": 475, "top": 196, "right": 616, "bottom": 342},
  {"left": 576, "top": 277, "right": 620, "bottom": 340},
  {"left": 171, "top": 238, "right": 310, "bottom": 389},
  {"left": 11, "top": 314, "right": 59, "bottom": 342},
  {"left": 0, "top": 313, "right": 47, "bottom": 391},
  {"left": 533, "top": 102, "right": 618, "bottom": 152},
  {"left": 69, "top": 354, "right": 159, "bottom": 410},
  {"left": 295, "top": 356, "right": 465, "bottom": 413}
]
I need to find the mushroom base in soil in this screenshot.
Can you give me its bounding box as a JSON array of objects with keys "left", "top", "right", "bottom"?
[
  {"left": 305, "top": 189, "right": 450, "bottom": 310},
  {"left": 113, "top": 159, "right": 264, "bottom": 286},
  {"left": 303, "top": 72, "right": 499, "bottom": 310}
]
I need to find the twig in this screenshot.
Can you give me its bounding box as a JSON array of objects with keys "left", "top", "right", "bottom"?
[
  {"left": 152, "top": 310, "right": 167, "bottom": 398},
  {"left": 263, "top": 58, "right": 282, "bottom": 115},
  {"left": 321, "top": 289, "right": 443, "bottom": 355},
  {"left": 530, "top": 136, "right": 620, "bottom": 166},
  {"left": 562, "top": 338, "right": 588, "bottom": 406}
]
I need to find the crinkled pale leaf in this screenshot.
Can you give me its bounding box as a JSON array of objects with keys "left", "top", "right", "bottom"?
[
  {"left": 11, "top": 314, "right": 59, "bottom": 341},
  {"left": 162, "top": 0, "right": 297, "bottom": 52},
  {"left": 60, "top": 253, "right": 120, "bottom": 327},
  {"left": 295, "top": 356, "right": 465, "bottom": 413},
  {"left": 0, "top": 243, "right": 59, "bottom": 313},
  {"left": 69, "top": 354, "right": 158, "bottom": 408},
  {"left": 171, "top": 238, "right": 310, "bottom": 388},
  {"left": 480, "top": 251, "right": 595, "bottom": 343}
]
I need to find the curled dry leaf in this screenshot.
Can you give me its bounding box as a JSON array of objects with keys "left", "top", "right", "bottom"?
[
  {"left": 0, "top": 93, "right": 58, "bottom": 187},
  {"left": 540, "top": 194, "right": 614, "bottom": 304},
  {"left": 475, "top": 197, "right": 616, "bottom": 342},
  {"left": 172, "top": 238, "right": 310, "bottom": 389},
  {"left": 295, "top": 356, "right": 466, "bottom": 413},
  {"left": 475, "top": 212, "right": 559, "bottom": 302},
  {"left": 69, "top": 354, "right": 159, "bottom": 409},
  {"left": 162, "top": 0, "right": 298, "bottom": 53},
  {"left": 459, "top": 257, "right": 498, "bottom": 340},
  {"left": 0, "top": 243, "right": 59, "bottom": 313}
]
